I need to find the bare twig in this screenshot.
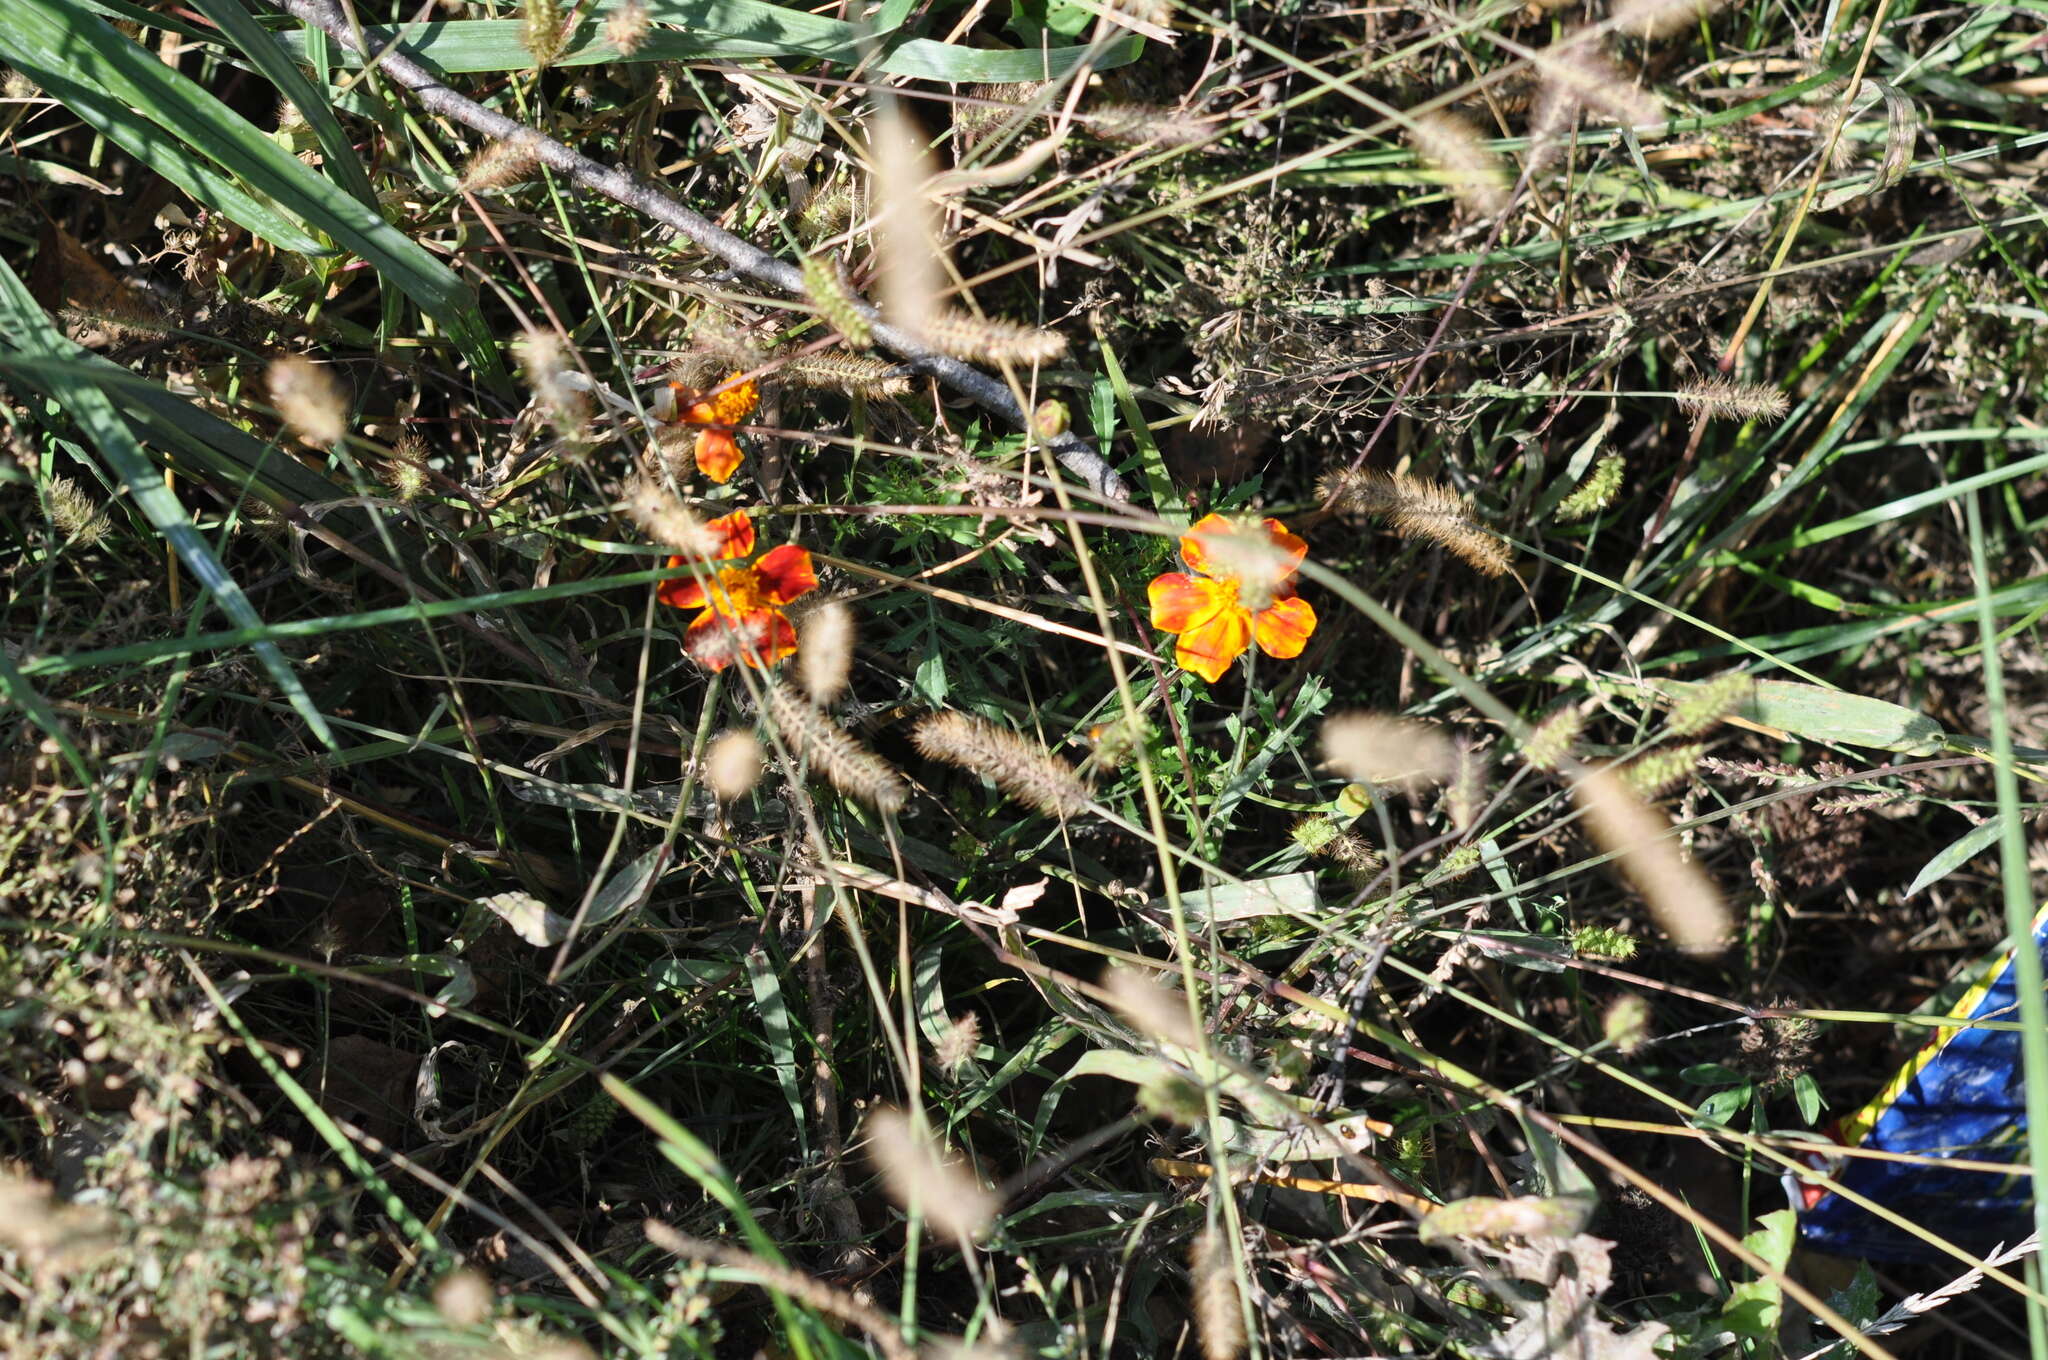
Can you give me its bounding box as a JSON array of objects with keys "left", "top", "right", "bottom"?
[{"left": 265, "top": 0, "right": 1128, "bottom": 502}]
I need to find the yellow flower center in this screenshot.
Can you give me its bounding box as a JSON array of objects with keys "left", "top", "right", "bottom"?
[
  {"left": 703, "top": 565, "right": 770, "bottom": 619},
  {"left": 706, "top": 376, "right": 759, "bottom": 425}
]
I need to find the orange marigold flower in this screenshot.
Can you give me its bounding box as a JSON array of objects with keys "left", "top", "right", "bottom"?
[
  {"left": 1147, "top": 513, "right": 1316, "bottom": 683},
  {"left": 658, "top": 511, "right": 818, "bottom": 670},
  {"left": 668, "top": 373, "right": 760, "bottom": 484}
]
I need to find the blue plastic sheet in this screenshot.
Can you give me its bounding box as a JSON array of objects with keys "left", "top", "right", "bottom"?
[{"left": 1797, "top": 911, "right": 2048, "bottom": 1261}]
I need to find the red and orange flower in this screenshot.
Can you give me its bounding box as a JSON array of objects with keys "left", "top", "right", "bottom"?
[
  {"left": 665, "top": 373, "right": 759, "bottom": 484},
  {"left": 1147, "top": 514, "right": 1317, "bottom": 683},
  {"left": 659, "top": 511, "right": 817, "bottom": 670}
]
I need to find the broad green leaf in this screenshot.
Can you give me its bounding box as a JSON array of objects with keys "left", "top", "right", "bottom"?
[
  {"left": 0, "top": 257, "right": 338, "bottom": 749},
  {"left": 1906, "top": 818, "right": 2004, "bottom": 898},
  {"left": 274, "top": 3, "right": 1143, "bottom": 82},
  {"left": 1661, "top": 675, "right": 1946, "bottom": 753},
  {"left": 584, "top": 847, "right": 665, "bottom": 925},
  {"left": 475, "top": 890, "right": 570, "bottom": 946},
  {"left": 1719, "top": 1209, "right": 1798, "bottom": 1345},
  {"left": 1145, "top": 871, "right": 1318, "bottom": 926},
  {"left": 746, "top": 948, "right": 808, "bottom": 1160},
  {"left": 3, "top": 0, "right": 500, "bottom": 383}
]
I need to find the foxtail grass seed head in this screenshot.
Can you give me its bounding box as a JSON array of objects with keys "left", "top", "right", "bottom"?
[
  {"left": 1603, "top": 993, "right": 1653, "bottom": 1053},
  {"left": 1676, "top": 378, "right": 1789, "bottom": 422},
  {"left": 917, "top": 311, "right": 1068, "bottom": 366},
  {"left": 623, "top": 477, "right": 720, "bottom": 558},
  {"left": 459, "top": 134, "right": 542, "bottom": 194},
  {"left": 934, "top": 1011, "right": 982, "bottom": 1077},
  {"left": 765, "top": 681, "right": 908, "bottom": 814},
  {"left": 798, "top": 602, "right": 856, "bottom": 705},
  {"left": 1102, "top": 965, "right": 1198, "bottom": 1048},
  {"left": 1554, "top": 452, "right": 1626, "bottom": 521},
  {"left": 913, "top": 712, "right": 1090, "bottom": 818},
  {"left": 1317, "top": 468, "right": 1509, "bottom": 576},
  {"left": 1669, "top": 671, "right": 1754, "bottom": 736},
  {"left": 1532, "top": 38, "right": 1665, "bottom": 128},
  {"left": 1290, "top": 816, "right": 1340, "bottom": 856},
  {"left": 801, "top": 255, "right": 872, "bottom": 350},
  {"left": 1613, "top": 0, "right": 1730, "bottom": 41},
  {"left": 434, "top": 1268, "right": 493, "bottom": 1328},
  {"left": 865, "top": 1106, "right": 996, "bottom": 1246},
  {"left": 1570, "top": 924, "right": 1639, "bottom": 961},
  {"left": 1083, "top": 103, "right": 1207, "bottom": 147},
  {"left": 1521, "top": 706, "right": 1584, "bottom": 772},
  {"left": 799, "top": 177, "right": 861, "bottom": 241},
  {"left": 603, "top": 0, "right": 650, "bottom": 54},
  {"left": 514, "top": 329, "right": 590, "bottom": 437},
  {"left": 1573, "top": 767, "right": 1729, "bottom": 955},
  {"left": 1320, "top": 713, "right": 1455, "bottom": 791},
  {"left": 1620, "top": 742, "right": 1706, "bottom": 799},
  {"left": 776, "top": 352, "right": 909, "bottom": 398},
  {"left": 1407, "top": 111, "right": 1511, "bottom": 217},
  {"left": 1418, "top": 1194, "right": 1590, "bottom": 1245},
  {"left": 41, "top": 476, "right": 110, "bottom": 547},
  {"left": 1189, "top": 1230, "right": 1247, "bottom": 1360},
  {"left": 704, "top": 730, "right": 763, "bottom": 802},
  {"left": 873, "top": 101, "right": 944, "bottom": 338},
  {"left": 522, "top": 0, "right": 568, "bottom": 68},
  {"left": 266, "top": 354, "right": 349, "bottom": 448}
]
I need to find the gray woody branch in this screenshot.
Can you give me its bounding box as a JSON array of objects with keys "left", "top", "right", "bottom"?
[{"left": 267, "top": 0, "right": 1128, "bottom": 502}]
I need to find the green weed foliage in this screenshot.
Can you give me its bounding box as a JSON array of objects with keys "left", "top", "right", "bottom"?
[{"left": 2, "top": 0, "right": 2047, "bottom": 1356}]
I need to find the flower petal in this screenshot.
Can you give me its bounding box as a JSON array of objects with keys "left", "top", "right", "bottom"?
[
  {"left": 1148, "top": 572, "right": 1229, "bottom": 635},
  {"left": 683, "top": 607, "right": 743, "bottom": 671},
  {"left": 740, "top": 611, "right": 798, "bottom": 668},
  {"left": 1174, "top": 605, "right": 1252, "bottom": 683},
  {"left": 703, "top": 510, "right": 755, "bottom": 560},
  {"left": 1177, "top": 513, "right": 1236, "bottom": 578},
  {"left": 1259, "top": 518, "right": 1309, "bottom": 576},
  {"left": 752, "top": 545, "right": 818, "bottom": 605},
  {"left": 1253, "top": 594, "right": 1316, "bottom": 660},
  {"left": 658, "top": 558, "right": 708, "bottom": 611},
  {"left": 695, "top": 428, "right": 744, "bottom": 483}
]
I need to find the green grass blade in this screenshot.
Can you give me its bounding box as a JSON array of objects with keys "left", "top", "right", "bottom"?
[
  {"left": 272, "top": 5, "right": 1143, "bottom": 80},
  {"left": 0, "top": 42, "right": 329, "bottom": 256},
  {"left": 1966, "top": 488, "right": 2048, "bottom": 1360},
  {"left": 2, "top": 0, "right": 502, "bottom": 385},
  {"left": 190, "top": 0, "right": 380, "bottom": 211},
  {"left": 0, "top": 257, "right": 339, "bottom": 751}
]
